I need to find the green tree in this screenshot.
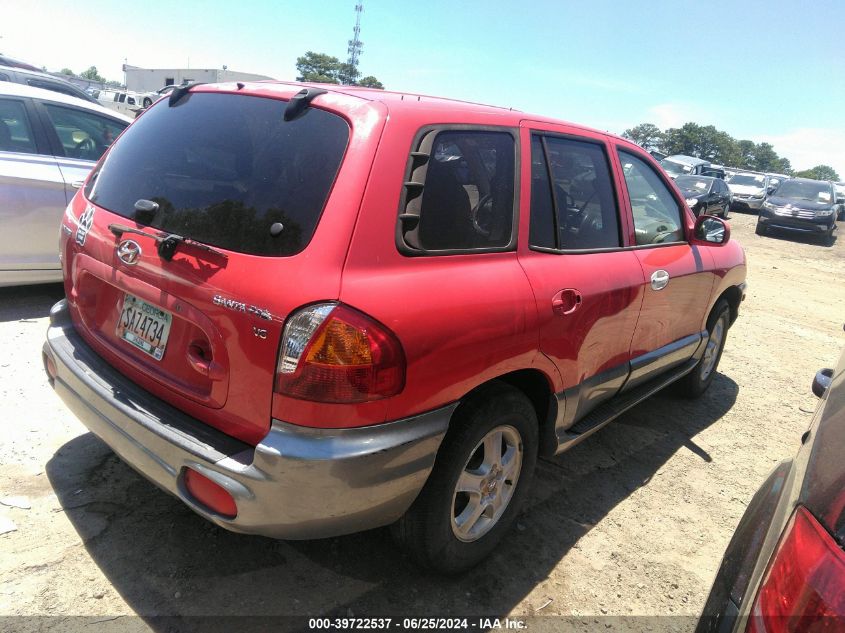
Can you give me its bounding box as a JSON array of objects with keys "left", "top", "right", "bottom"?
[
  {"left": 337, "top": 62, "right": 360, "bottom": 85},
  {"left": 772, "top": 157, "right": 792, "bottom": 175},
  {"left": 80, "top": 66, "right": 105, "bottom": 82},
  {"left": 734, "top": 140, "right": 756, "bottom": 170},
  {"left": 357, "top": 75, "right": 384, "bottom": 89},
  {"left": 753, "top": 142, "right": 781, "bottom": 172},
  {"left": 295, "top": 51, "right": 341, "bottom": 83},
  {"left": 59, "top": 68, "right": 74, "bottom": 76},
  {"left": 794, "top": 165, "right": 840, "bottom": 181},
  {"left": 622, "top": 123, "right": 663, "bottom": 152},
  {"left": 294, "top": 51, "right": 384, "bottom": 87},
  {"left": 662, "top": 123, "right": 702, "bottom": 157}
]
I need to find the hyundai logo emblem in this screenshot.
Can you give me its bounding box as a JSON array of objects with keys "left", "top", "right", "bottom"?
[{"left": 117, "top": 239, "right": 142, "bottom": 265}]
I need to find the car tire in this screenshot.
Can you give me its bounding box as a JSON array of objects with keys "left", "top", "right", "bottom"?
[
  {"left": 391, "top": 382, "right": 538, "bottom": 574},
  {"left": 143, "top": 97, "right": 152, "bottom": 108},
  {"left": 677, "top": 299, "right": 730, "bottom": 399},
  {"left": 824, "top": 227, "right": 835, "bottom": 247},
  {"left": 755, "top": 219, "right": 767, "bottom": 236}
]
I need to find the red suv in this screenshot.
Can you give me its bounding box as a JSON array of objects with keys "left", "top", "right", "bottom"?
[{"left": 43, "top": 82, "right": 747, "bottom": 573}]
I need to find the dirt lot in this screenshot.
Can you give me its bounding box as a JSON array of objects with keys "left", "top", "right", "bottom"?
[{"left": 1, "top": 211, "right": 844, "bottom": 632}]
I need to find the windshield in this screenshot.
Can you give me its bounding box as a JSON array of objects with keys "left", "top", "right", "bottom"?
[
  {"left": 675, "top": 176, "right": 711, "bottom": 193},
  {"left": 660, "top": 159, "right": 693, "bottom": 177},
  {"left": 85, "top": 92, "right": 350, "bottom": 257},
  {"left": 729, "top": 174, "right": 766, "bottom": 188},
  {"left": 773, "top": 180, "right": 833, "bottom": 204}
]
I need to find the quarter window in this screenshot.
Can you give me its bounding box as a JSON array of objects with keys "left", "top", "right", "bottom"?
[
  {"left": 529, "top": 134, "right": 621, "bottom": 250},
  {"left": 400, "top": 129, "right": 516, "bottom": 252},
  {"left": 42, "top": 104, "right": 127, "bottom": 161},
  {"left": 0, "top": 99, "right": 37, "bottom": 154},
  {"left": 618, "top": 151, "right": 685, "bottom": 245}
]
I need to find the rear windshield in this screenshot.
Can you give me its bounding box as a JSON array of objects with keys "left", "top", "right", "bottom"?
[{"left": 85, "top": 92, "right": 350, "bottom": 256}]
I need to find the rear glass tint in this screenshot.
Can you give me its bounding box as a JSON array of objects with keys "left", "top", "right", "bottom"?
[{"left": 86, "top": 92, "right": 349, "bottom": 256}]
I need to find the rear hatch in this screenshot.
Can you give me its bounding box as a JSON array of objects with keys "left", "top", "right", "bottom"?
[{"left": 62, "top": 87, "right": 364, "bottom": 444}]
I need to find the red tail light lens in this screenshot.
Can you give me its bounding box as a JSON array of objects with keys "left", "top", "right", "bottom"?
[
  {"left": 183, "top": 469, "right": 237, "bottom": 518},
  {"left": 747, "top": 506, "right": 845, "bottom": 632},
  {"left": 275, "top": 303, "right": 406, "bottom": 403}
]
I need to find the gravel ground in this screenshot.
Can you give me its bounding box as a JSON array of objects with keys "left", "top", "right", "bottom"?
[{"left": 1, "top": 211, "right": 843, "bottom": 632}]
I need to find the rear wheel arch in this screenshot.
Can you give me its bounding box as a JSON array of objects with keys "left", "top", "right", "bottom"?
[
  {"left": 715, "top": 285, "right": 742, "bottom": 326},
  {"left": 453, "top": 369, "right": 557, "bottom": 455}
]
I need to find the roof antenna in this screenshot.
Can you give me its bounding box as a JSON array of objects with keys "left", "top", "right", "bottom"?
[{"left": 284, "top": 87, "right": 328, "bottom": 121}]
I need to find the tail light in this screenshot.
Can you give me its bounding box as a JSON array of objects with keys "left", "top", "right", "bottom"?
[
  {"left": 747, "top": 506, "right": 845, "bottom": 632},
  {"left": 275, "top": 303, "right": 406, "bottom": 403}
]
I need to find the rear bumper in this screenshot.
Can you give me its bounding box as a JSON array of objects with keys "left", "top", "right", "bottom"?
[{"left": 43, "top": 300, "right": 454, "bottom": 539}]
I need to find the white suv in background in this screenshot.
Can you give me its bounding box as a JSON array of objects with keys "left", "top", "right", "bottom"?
[{"left": 727, "top": 172, "right": 771, "bottom": 212}]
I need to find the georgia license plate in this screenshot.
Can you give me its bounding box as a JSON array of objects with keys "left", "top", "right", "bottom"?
[{"left": 116, "top": 294, "right": 172, "bottom": 360}]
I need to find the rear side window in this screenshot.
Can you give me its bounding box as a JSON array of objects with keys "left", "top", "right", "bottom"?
[
  {"left": 43, "top": 104, "right": 126, "bottom": 161},
  {"left": 398, "top": 129, "right": 516, "bottom": 253},
  {"left": 618, "top": 151, "right": 685, "bottom": 245},
  {"left": 530, "top": 134, "right": 621, "bottom": 250},
  {"left": 86, "top": 92, "right": 349, "bottom": 257},
  {"left": 0, "top": 99, "right": 37, "bottom": 154}
]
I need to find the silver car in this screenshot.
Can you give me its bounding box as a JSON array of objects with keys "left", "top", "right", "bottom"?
[{"left": 0, "top": 82, "right": 130, "bottom": 286}]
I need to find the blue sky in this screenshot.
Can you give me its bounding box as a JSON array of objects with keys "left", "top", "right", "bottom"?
[{"left": 4, "top": 0, "right": 844, "bottom": 174}]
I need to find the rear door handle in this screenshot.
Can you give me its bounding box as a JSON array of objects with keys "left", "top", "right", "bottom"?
[
  {"left": 651, "top": 269, "right": 670, "bottom": 291},
  {"left": 552, "top": 289, "right": 582, "bottom": 315}
]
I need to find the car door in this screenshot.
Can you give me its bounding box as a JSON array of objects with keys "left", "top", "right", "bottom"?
[
  {"left": 517, "top": 124, "right": 645, "bottom": 429},
  {"left": 0, "top": 95, "right": 67, "bottom": 275},
  {"left": 33, "top": 100, "right": 127, "bottom": 203},
  {"left": 614, "top": 147, "right": 716, "bottom": 390}
]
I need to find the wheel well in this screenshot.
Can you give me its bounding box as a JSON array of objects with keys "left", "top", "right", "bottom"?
[
  {"left": 460, "top": 369, "right": 556, "bottom": 454},
  {"left": 716, "top": 285, "right": 742, "bottom": 325}
]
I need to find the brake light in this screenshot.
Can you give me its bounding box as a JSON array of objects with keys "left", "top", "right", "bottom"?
[
  {"left": 747, "top": 506, "right": 845, "bottom": 632},
  {"left": 275, "top": 303, "right": 406, "bottom": 403}
]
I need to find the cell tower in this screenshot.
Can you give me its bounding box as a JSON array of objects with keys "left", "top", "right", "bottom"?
[{"left": 346, "top": 3, "right": 364, "bottom": 84}]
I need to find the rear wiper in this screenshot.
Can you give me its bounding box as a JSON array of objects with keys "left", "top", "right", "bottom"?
[{"left": 108, "top": 224, "right": 228, "bottom": 261}]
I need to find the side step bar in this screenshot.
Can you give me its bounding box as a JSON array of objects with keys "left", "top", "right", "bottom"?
[{"left": 553, "top": 355, "right": 700, "bottom": 454}]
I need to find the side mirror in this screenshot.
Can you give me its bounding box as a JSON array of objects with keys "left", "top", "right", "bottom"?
[
  {"left": 812, "top": 368, "right": 834, "bottom": 398},
  {"left": 692, "top": 215, "right": 730, "bottom": 245}
]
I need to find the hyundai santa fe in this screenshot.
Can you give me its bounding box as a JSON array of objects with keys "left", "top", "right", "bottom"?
[{"left": 43, "top": 82, "right": 747, "bottom": 573}]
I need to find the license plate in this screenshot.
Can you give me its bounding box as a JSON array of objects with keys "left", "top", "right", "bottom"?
[{"left": 116, "top": 294, "right": 173, "bottom": 360}]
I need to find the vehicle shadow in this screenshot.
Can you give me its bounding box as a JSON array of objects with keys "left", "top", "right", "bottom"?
[
  {"left": 0, "top": 283, "right": 65, "bottom": 322},
  {"left": 760, "top": 227, "right": 834, "bottom": 247},
  {"left": 47, "top": 374, "right": 738, "bottom": 631}
]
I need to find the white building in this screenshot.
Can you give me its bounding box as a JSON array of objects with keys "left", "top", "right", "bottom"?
[{"left": 123, "top": 64, "right": 274, "bottom": 93}]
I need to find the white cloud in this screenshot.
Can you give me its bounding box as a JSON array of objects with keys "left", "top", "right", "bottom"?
[{"left": 755, "top": 128, "right": 845, "bottom": 178}]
